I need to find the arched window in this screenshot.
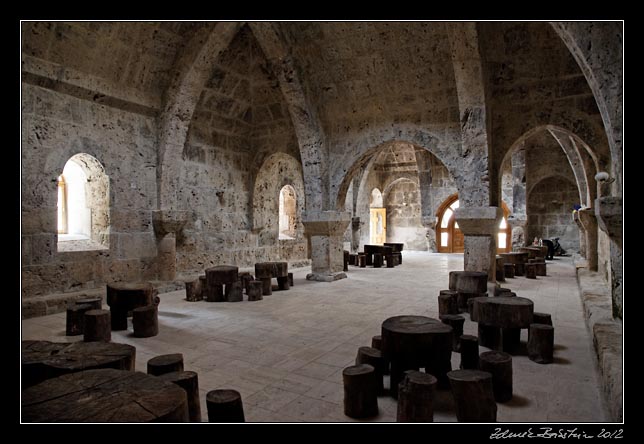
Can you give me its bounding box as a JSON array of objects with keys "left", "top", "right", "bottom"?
[
  {"left": 437, "top": 195, "right": 511, "bottom": 253},
  {"left": 57, "top": 154, "right": 109, "bottom": 251},
  {"left": 369, "top": 188, "right": 386, "bottom": 245},
  {"left": 278, "top": 185, "right": 297, "bottom": 240}
]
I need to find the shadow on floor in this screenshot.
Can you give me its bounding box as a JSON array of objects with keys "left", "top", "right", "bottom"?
[{"left": 501, "top": 393, "right": 531, "bottom": 408}]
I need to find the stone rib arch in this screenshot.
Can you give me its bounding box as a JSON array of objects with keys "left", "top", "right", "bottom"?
[
  {"left": 252, "top": 152, "right": 305, "bottom": 246},
  {"left": 382, "top": 176, "right": 419, "bottom": 205},
  {"left": 527, "top": 174, "right": 578, "bottom": 200}
]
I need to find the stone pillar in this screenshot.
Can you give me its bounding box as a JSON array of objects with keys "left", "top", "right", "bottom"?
[
  {"left": 302, "top": 211, "right": 352, "bottom": 282},
  {"left": 578, "top": 208, "right": 598, "bottom": 271},
  {"left": 351, "top": 217, "right": 361, "bottom": 253},
  {"left": 152, "top": 211, "right": 188, "bottom": 281},
  {"left": 455, "top": 206, "right": 503, "bottom": 282},
  {"left": 573, "top": 212, "right": 587, "bottom": 258},
  {"left": 421, "top": 216, "right": 437, "bottom": 252},
  {"left": 595, "top": 196, "right": 622, "bottom": 319}
]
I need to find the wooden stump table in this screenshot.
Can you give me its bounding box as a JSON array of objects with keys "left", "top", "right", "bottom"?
[
  {"left": 472, "top": 296, "right": 534, "bottom": 354},
  {"left": 381, "top": 315, "right": 453, "bottom": 396},
  {"left": 205, "top": 265, "right": 239, "bottom": 302},
  {"left": 106, "top": 282, "right": 156, "bottom": 330},
  {"left": 255, "top": 262, "right": 289, "bottom": 295},
  {"left": 22, "top": 340, "right": 136, "bottom": 389},
  {"left": 499, "top": 252, "right": 529, "bottom": 277},
  {"left": 22, "top": 368, "right": 188, "bottom": 422}
]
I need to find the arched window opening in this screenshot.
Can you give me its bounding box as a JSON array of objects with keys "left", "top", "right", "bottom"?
[
  {"left": 278, "top": 185, "right": 297, "bottom": 240},
  {"left": 57, "top": 154, "right": 110, "bottom": 252},
  {"left": 369, "top": 188, "right": 386, "bottom": 245},
  {"left": 437, "top": 195, "right": 511, "bottom": 253}
]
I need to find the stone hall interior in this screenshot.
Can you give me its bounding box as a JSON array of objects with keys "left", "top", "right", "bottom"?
[{"left": 20, "top": 21, "right": 622, "bottom": 423}]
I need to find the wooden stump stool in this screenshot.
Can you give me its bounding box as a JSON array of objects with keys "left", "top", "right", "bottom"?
[
  {"left": 106, "top": 282, "right": 155, "bottom": 331},
  {"left": 75, "top": 297, "right": 102, "bottom": 310},
  {"left": 456, "top": 271, "right": 488, "bottom": 293},
  {"left": 239, "top": 272, "right": 254, "bottom": 294},
  {"left": 373, "top": 253, "right": 383, "bottom": 268},
  {"left": 288, "top": 272, "right": 294, "bottom": 287},
  {"left": 525, "top": 263, "right": 537, "bottom": 279},
  {"left": 147, "top": 353, "right": 184, "bottom": 376},
  {"left": 371, "top": 335, "right": 382, "bottom": 350},
  {"left": 349, "top": 253, "right": 357, "bottom": 266},
  {"left": 503, "top": 263, "right": 515, "bottom": 278},
  {"left": 227, "top": 281, "right": 243, "bottom": 302},
  {"left": 255, "top": 262, "right": 275, "bottom": 295},
  {"left": 385, "top": 254, "right": 395, "bottom": 268},
  {"left": 533, "top": 312, "right": 552, "bottom": 326},
  {"left": 440, "top": 314, "right": 465, "bottom": 351},
  {"left": 397, "top": 370, "right": 437, "bottom": 422},
  {"left": 438, "top": 290, "right": 459, "bottom": 315},
  {"left": 343, "top": 250, "right": 349, "bottom": 272},
  {"left": 355, "top": 346, "right": 386, "bottom": 395},
  {"left": 342, "top": 364, "right": 379, "bottom": 419},
  {"left": 534, "top": 261, "right": 547, "bottom": 276},
  {"left": 205, "top": 266, "right": 239, "bottom": 302},
  {"left": 206, "top": 389, "right": 245, "bottom": 422},
  {"left": 459, "top": 335, "right": 479, "bottom": 369},
  {"left": 358, "top": 254, "right": 366, "bottom": 268},
  {"left": 479, "top": 351, "right": 513, "bottom": 402},
  {"left": 185, "top": 279, "right": 203, "bottom": 302},
  {"left": 158, "top": 371, "right": 201, "bottom": 422},
  {"left": 495, "top": 256, "right": 505, "bottom": 282},
  {"left": 66, "top": 303, "right": 93, "bottom": 336},
  {"left": 447, "top": 369, "right": 497, "bottom": 422},
  {"left": 247, "top": 280, "right": 263, "bottom": 301},
  {"left": 133, "top": 304, "right": 159, "bottom": 338},
  {"left": 84, "top": 309, "right": 111, "bottom": 342},
  {"left": 448, "top": 271, "right": 465, "bottom": 290},
  {"left": 494, "top": 287, "right": 513, "bottom": 297},
  {"left": 528, "top": 324, "right": 554, "bottom": 364}
]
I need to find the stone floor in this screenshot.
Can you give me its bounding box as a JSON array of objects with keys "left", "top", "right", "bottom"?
[{"left": 21, "top": 252, "right": 608, "bottom": 423}]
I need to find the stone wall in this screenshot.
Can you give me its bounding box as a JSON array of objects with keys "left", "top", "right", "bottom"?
[
  {"left": 384, "top": 180, "right": 426, "bottom": 250},
  {"left": 22, "top": 84, "right": 159, "bottom": 301}
]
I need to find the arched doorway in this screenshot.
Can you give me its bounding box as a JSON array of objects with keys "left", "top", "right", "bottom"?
[
  {"left": 278, "top": 185, "right": 297, "bottom": 240},
  {"left": 436, "top": 194, "right": 511, "bottom": 253},
  {"left": 369, "top": 188, "right": 386, "bottom": 245}
]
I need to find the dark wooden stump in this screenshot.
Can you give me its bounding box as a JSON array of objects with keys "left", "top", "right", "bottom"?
[
  {"left": 22, "top": 368, "right": 189, "bottom": 423},
  {"left": 239, "top": 272, "right": 254, "bottom": 293},
  {"left": 206, "top": 265, "right": 239, "bottom": 302},
  {"left": 495, "top": 256, "right": 505, "bottom": 282},
  {"left": 525, "top": 263, "right": 537, "bottom": 279},
  {"left": 458, "top": 292, "right": 486, "bottom": 313},
  {"left": 455, "top": 271, "right": 488, "bottom": 293},
  {"left": 147, "top": 353, "right": 184, "bottom": 376},
  {"left": 227, "top": 281, "right": 243, "bottom": 302},
  {"left": 393, "top": 252, "right": 402, "bottom": 266},
  {"left": 348, "top": 253, "right": 357, "bottom": 266},
  {"left": 84, "top": 309, "right": 111, "bottom": 342},
  {"left": 459, "top": 334, "right": 479, "bottom": 369},
  {"left": 385, "top": 254, "right": 395, "bottom": 268},
  {"left": 373, "top": 253, "right": 383, "bottom": 268},
  {"left": 206, "top": 389, "right": 245, "bottom": 422},
  {"left": 106, "top": 282, "right": 155, "bottom": 331},
  {"left": 342, "top": 364, "right": 378, "bottom": 419},
  {"left": 185, "top": 279, "right": 203, "bottom": 302},
  {"left": 247, "top": 280, "right": 263, "bottom": 301},
  {"left": 260, "top": 278, "right": 272, "bottom": 295},
  {"left": 474, "top": 296, "right": 534, "bottom": 329},
  {"left": 66, "top": 303, "right": 93, "bottom": 336},
  {"left": 343, "top": 250, "right": 349, "bottom": 272},
  {"left": 438, "top": 290, "right": 459, "bottom": 315},
  {"left": 528, "top": 324, "right": 554, "bottom": 364},
  {"left": 355, "top": 346, "right": 386, "bottom": 395},
  {"left": 358, "top": 254, "right": 366, "bottom": 267},
  {"left": 501, "top": 328, "right": 521, "bottom": 354},
  {"left": 493, "top": 287, "right": 513, "bottom": 297},
  {"left": 448, "top": 271, "right": 465, "bottom": 290},
  {"left": 288, "top": 272, "right": 294, "bottom": 287},
  {"left": 479, "top": 351, "right": 513, "bottom": 402},
  {"left": 75, "top": 297, "right": 102, "bottom": 310},
  {"left": 503, "top": 263, "right": 515, "bottom": 278},
  {"left": 533, "top": 312, "right": 552, "bottom": 326},
  {"left": 157, "top": 371, "right": 201, "bottom": 422},
  {"left": 478, "top": 323, "right": 501, "bottom": 350},
  {"left": 277, "top": 276, "right": 290, "bottom": 291},
  {"left": 534, "top": 261, "right": 547, "bottom": 276},
  {"left": 22, "top": 340, "right": 136, "bottom": 388},
  {"left": 447, "top": 369, "right": 497, "bottom": 422},
  {"left": 397, "top": 370, "right": 437, "bottom": 422},
  {"left": 132, "top": 304, "right": 159, "bottom": 338},
  {"left": 440, "top": 314, "right": 465, "bottom": 352},
  {"left": 514, "top": 263, "right": 525, "bottom": 276},
  {"left": 371, "top": 335, "right": 382, "bottom": 350}
]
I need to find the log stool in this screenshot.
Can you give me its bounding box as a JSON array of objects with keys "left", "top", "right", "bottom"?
[
  {"left": 438, "top": 290, "right": 459, "bottom": 315},
  {"left": 227, "top": 281, "right": 243, "bottom": 302},
  {"left": 392, "top": 252, "right": 402, "bottom": 266},
  {"left": 448, "top": 271, "right": 465, "bottom": 290},
  {"left": 534, "top": 261, "right": 547, "bottom": 276},
  {"left": 147, "top": 353, "right": 184, "bottom": 376},
  {"left": 514, "top": 263, "right": 525, "bottom": 276},
  {"left": 358, "top": 253, "right": 366, "bottom": 267},
  {"left": 533, "top": 312, "right": 552, "bottom": 326},
  {"left": 385, "top": 254, "right": 395, "bottom": 268},
  {"left": 479, "top": 351, "right": 513, "bottom": 403},
  {"left": 205, "top": 265, "right": 239, "bottom": 302},
  {"left": 76, "top": 297, "right": 102, "bottom": 310},
  {"left": 525, "top": 263, "right": 537, "bottom": 279},
  {"left": 493, "top": 287, "right": 513, "bottom": 297},
  {"left": 206, "top": 389, "right": 245, "bottom": 422},
  {"left": 239, "top": 272, "right": 254, "bottom": 294},
  {"left": 447, "top": 369, "right": 497, "bottom": 422},
  {"left": 342, "top": 364, "right": 378, "bottom": 419},
  {"left": 373, "top": 253, "right": 383, "bottom": 268},
  {"left": 255, "top": 262, "right": 275, "bottom": 295},
  {"left": 355, "top": 346, "right": 386, "bottom": 395},
  {"left": 343, "top": 250, "right": 349, "bottom": 272},
  {"left": 459, "top": 335, "right": 479, "bottom": 369},
  {"left": 397, "top": 370, "right": 437, "bottom": 422},
  {"left": 185, "top": 279, "right": 203, "bottom": 302},
  {"left": 158, "top": 371, "right": 201, "bottom": 422},
  {"left": 83, "top": 309, "right": 111, "bottom": 342},
  {"left": 273, "top": 262, "right": 290, "bottom": 290},
  {"left": 133, "top": 304, "right": 159, "bottom": 338},
  {"left": 288, "top": 272, "right": 294, "bottom": 287},
  {"left": 528, "top": 324, "right": 554, "bottom": 364},
  {"left": 455, "top": 271, "right": 488, "bottom": 293},
  {"left": 440, "top": 314, "right": 465, "bottom": 352},
  {"left": 371, "top": 335, "right": 389, "bottom": 375},
  {"left": 349, "top": 253, "right": 357, "bottom": 266},
  {"left": 495, "top": 256, "right": 505, "bottom": 282},
  {"left": 66, "top": 303, "right": 93, "bottom": 336},
  {"left": 503, "top": 263, "right": 515, "bottom": 278},
  {"left": 106, "top": 282, "right": 155, "bottom": 331},
  {"left": 478, "top": 323, "right": 501, "bottom": 350},
  {"left": 247, "top": 280, "right": 263, "bottom": 301}
]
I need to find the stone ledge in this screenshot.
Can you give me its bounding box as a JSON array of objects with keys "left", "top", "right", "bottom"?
[{"left": 574, "top": 255, "right": 623, "bottom": 422}]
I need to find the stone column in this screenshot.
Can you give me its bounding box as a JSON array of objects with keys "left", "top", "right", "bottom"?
[
  {"left": 577, "top": 208, "right": 598, "bottom": 271},
  {"left": 455, "top": 206, "right": 503, "bottom": 282},
  {"left": 351, "top": 217, "right": 361, "bottom": 253},
  {"left": 421, "top": 216, "right": 437, "bottom": 252},
  {"left": 595, "top": 196, "right": 622, "bottom": 319},
  {"left": 573, "top": 212, "right": 587, "bottom": 258},
  {"left": 152, "top": 211, "right": 188, "bottom": 281},
  {"left": 302, "top": 211, "right": 352, "bottom": 282}
]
